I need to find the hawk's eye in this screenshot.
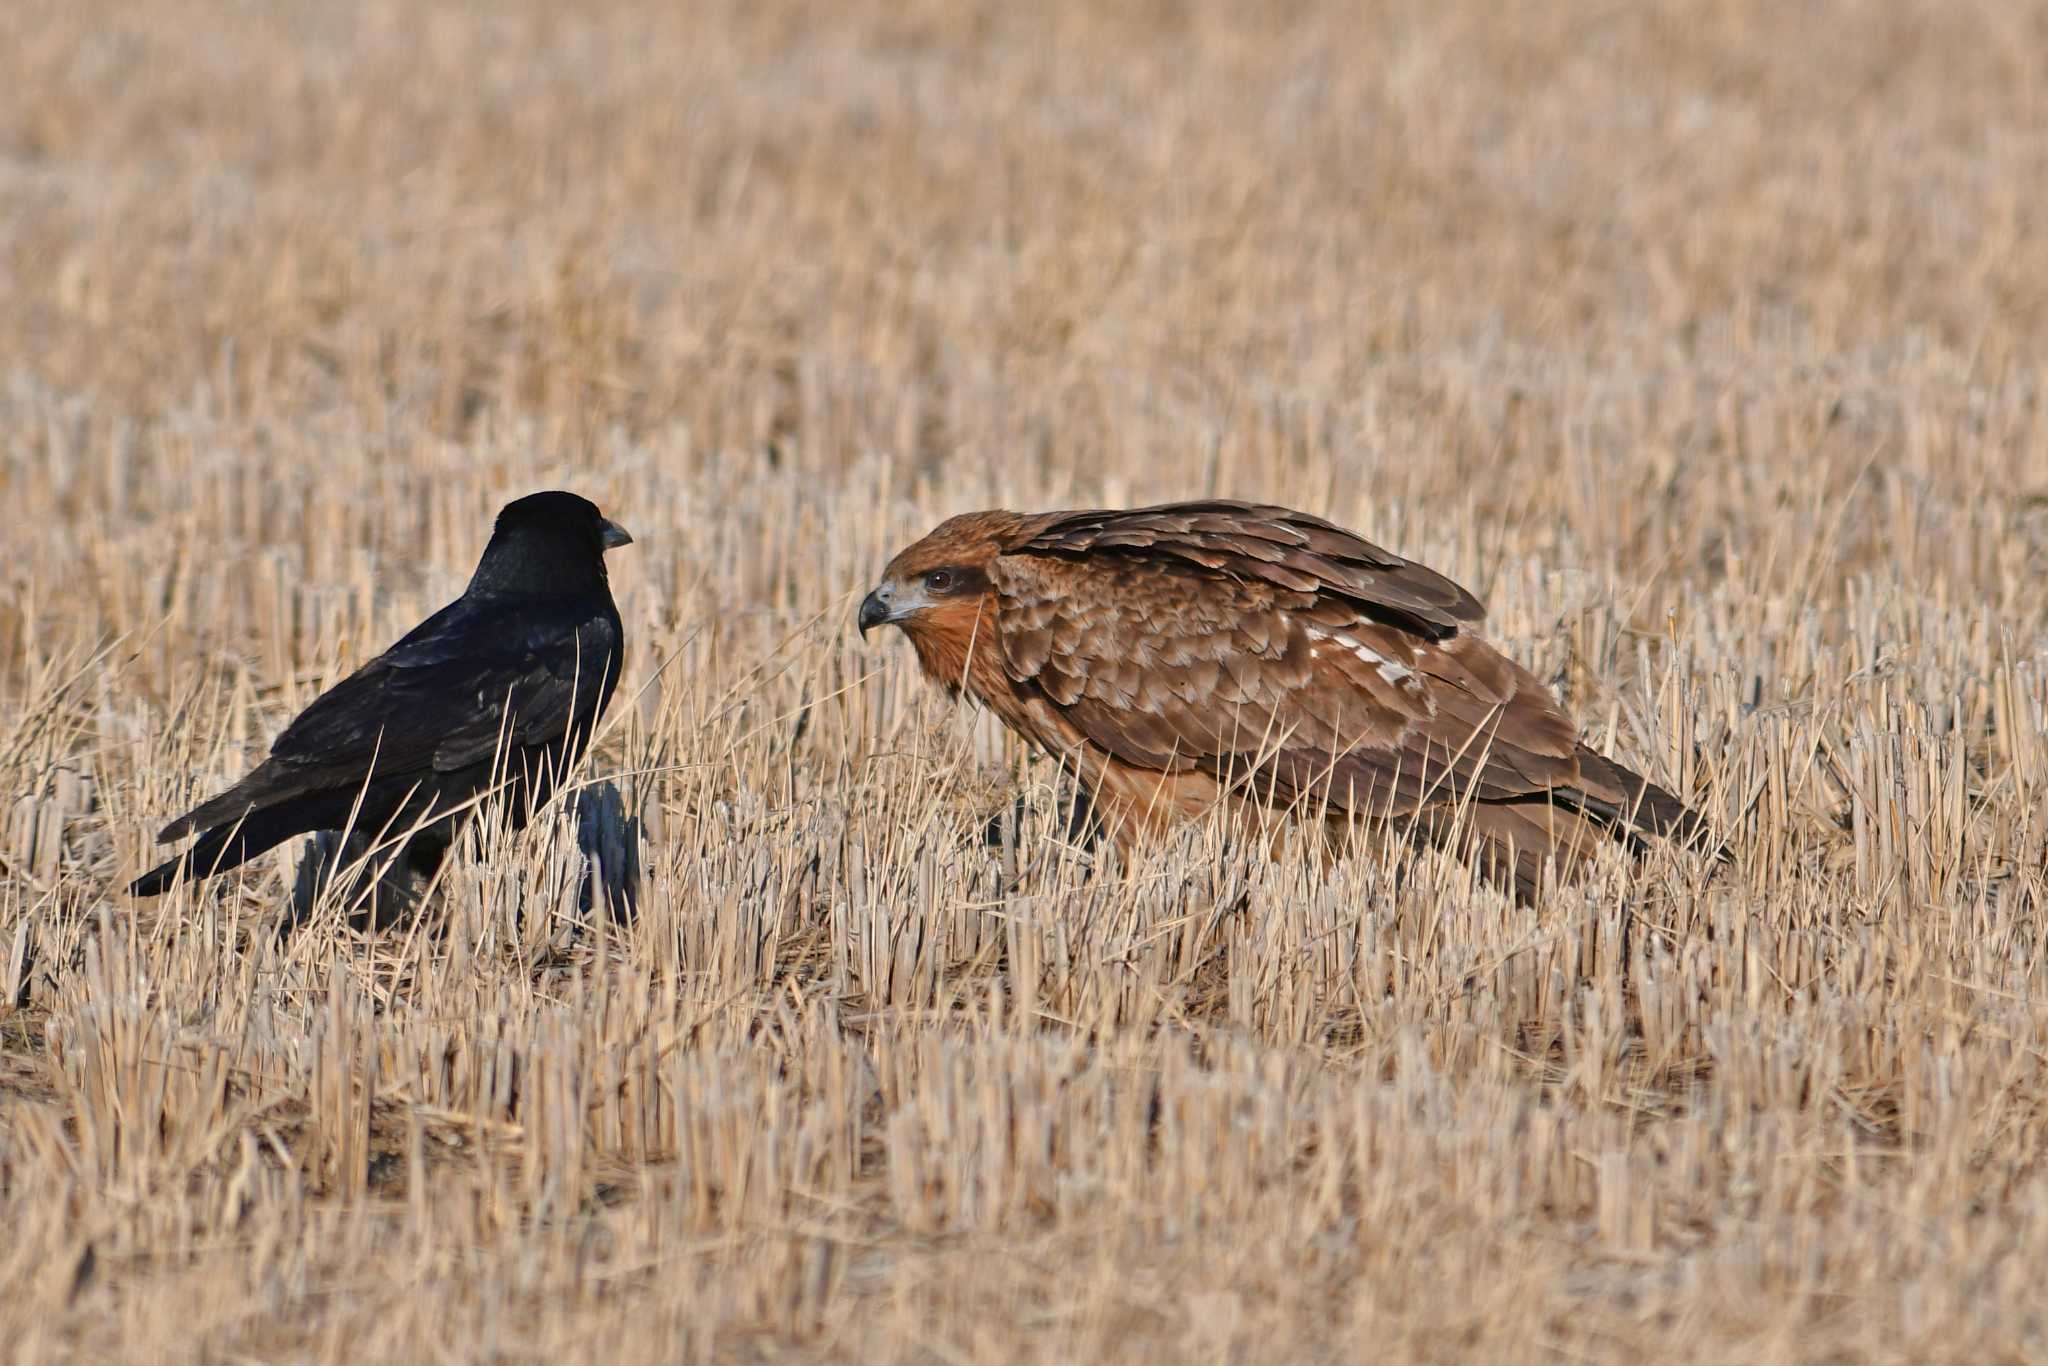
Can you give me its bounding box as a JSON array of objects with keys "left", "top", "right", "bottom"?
[{"left": 925, "top": 569, "right": 954, "bottom": 593}]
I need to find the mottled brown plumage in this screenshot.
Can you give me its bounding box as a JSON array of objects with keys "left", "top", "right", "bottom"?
[{"left": 859, "top": 500, "right": 1712, "bottom": 899}]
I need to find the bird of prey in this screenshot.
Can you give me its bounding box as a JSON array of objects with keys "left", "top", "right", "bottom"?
[
  {"left": 859, "top": 500, "right": 1711, "bottom": 899},
  {"left": 131, "top": 491, "right": 632, "bottom": 898}
]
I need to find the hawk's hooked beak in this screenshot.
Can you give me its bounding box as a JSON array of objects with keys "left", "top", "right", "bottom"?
[
  {"left": 857, "top": 586, "right": 893, "bottom": 638},
  {"left": 600, "top": 519, "right": 634, "bottom": 551}
]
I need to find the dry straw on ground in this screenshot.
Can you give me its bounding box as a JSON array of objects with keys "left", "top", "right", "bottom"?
[{"left": 3, "top": 0, "right": 2047, "bottom": 1360}]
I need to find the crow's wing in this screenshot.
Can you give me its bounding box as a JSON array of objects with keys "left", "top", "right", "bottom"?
[
  {"left": 158, "top": 596, "right": 621, "bottom": 840},
  {"left": 278, "top": 596, "right": 621, "bottom": 772}
]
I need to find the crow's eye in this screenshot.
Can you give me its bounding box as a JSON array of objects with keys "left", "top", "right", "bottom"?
[{"left": 925, "top": 569, "right": 954, "bottom": 592}]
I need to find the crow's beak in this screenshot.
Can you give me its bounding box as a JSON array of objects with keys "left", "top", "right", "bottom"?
[
  {"left": 600, "top": 519, "right": 634, "bottom": 550},
  {"left": 857, "top": 587, "right": 892, "bottom": 638}
]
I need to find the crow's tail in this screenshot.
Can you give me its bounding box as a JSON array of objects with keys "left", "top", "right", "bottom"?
[{"left": 129, "top": 813, "right": 297, "bottom": 897}]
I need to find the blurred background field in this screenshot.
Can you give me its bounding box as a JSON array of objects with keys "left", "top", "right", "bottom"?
[{"left": 3, "top": 0, "right": 2047, "bottom": 1359}]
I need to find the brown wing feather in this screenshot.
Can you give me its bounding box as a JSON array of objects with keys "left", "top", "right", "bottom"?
[
  {"left": 1016, "top": 501, "right": 1484, "bottom": 637},
  {"left": 989, "top": 530, "right": 1582, "bottom": 823}
]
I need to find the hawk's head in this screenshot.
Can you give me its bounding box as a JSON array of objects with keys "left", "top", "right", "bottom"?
[{"left": 858, "top": 511, "right": 1024, "bottom": 638}]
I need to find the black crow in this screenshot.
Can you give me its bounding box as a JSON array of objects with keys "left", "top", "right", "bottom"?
[{"left": 131, "top": 490, "right": 632, "bottom": 898}]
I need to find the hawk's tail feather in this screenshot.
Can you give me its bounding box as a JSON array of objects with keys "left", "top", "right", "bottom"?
[
  {"left": 1450, "top": 748, "right": 1722, "bottom": 904},
  {"left": 1565, "top": 745, "right": 1724, "bottom": 859},
  {"left": 1462, "top": 800, "right": 1612, "bottom": 903}
]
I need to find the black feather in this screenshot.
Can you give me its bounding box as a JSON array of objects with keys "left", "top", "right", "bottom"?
[{"left": 130, "top": 491, "right": 630, "bottom": 898}]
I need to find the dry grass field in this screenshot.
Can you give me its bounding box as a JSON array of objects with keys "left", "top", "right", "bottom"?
[{"left": 4, "top": 0, "right": 2048, "bottom": 1359}]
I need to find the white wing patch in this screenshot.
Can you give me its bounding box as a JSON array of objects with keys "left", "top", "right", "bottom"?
[{"left": 1305, "top": 627, "right": 1416, "bottom": 687}]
